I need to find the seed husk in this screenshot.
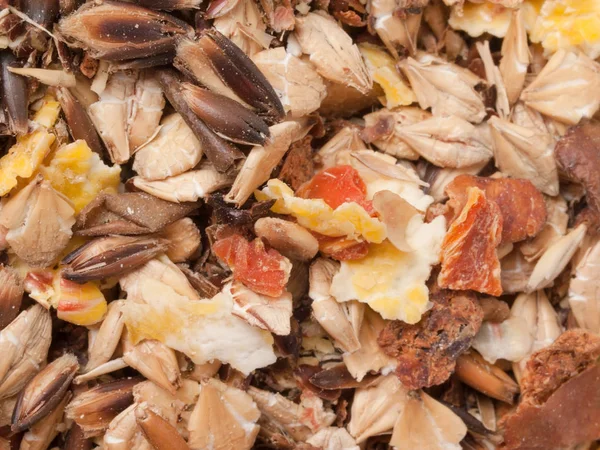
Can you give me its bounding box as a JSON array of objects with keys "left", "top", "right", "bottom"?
[
  {"left": 64, "top": 423, "right": 93, "bottom": 450},
  {"left": 0, "top": 51, "right": 28, "bottom": 134},
  {"left": 181, "top": 82, "right": 270, "bottom": 146},
  {"left": 136, "top": 403, "right": 190, "bottom": 450},
  {"left": 62, "top": 235, "right": 169, "bottom": 283},
  {"left": 0, "top": 305, "right": 52, "bottom": 401},
  {"left": 136, "top": 0, "right": 203, "bottom": 9},
  {"left": 181, "top": 29, "right": 284, "bottom": 121},
  {"left": 55, "top": 87, "right": 105, "bottom": 158},
  {"left": 75, "top": 191, "right": 198, "bottom": 237},
  {"left": 56, "top": 1, "right": 193, "bottom": 61},
  {"left": 20, "top": 392, "right": 71, "bottom": 450},
  {"left": 155, "top": 68, "right": 245, "bottom": 173},
  {"left": 65, "top": 377, "right": 140, "bottom": 438},
  {"left": 0, "top": 265, "right": 23, "bottom": 331},
  {"left": 122, "top": 339, "right": 181, "bottom": 395},
  {"left": 12, "top": 353, "right": 79, "bottom": 432},
  {"left": 455, "top": 351, "right": 520, "bottom": 404}
]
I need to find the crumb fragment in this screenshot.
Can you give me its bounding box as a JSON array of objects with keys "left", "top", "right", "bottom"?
[
  {"left": 520, "top": 329, "right": 600, "bottom": 405},
  {"left": 277, "top": 135, "right": 314, "bottom": 191},
  {"left": 378, "top": 288, "right": 483, "bottom": 389},
  {"left": 555, "top": 122, "right": 600, "bottom": 234},
  {"left": 501, "top": 330, "right": 600, "bottom": 449}
]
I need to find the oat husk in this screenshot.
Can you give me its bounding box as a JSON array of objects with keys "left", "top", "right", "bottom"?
[
  {"left": 229, "top": 281, "right": 293, "bottom": 335},
  {"left": 510, "top": 291, "right": 562, "bottom": 382},
  {"left": 250, "top": 387, "right": 335, "bottom": 442},
  {"left": 315, "top": 127, "right": 366, "bottom": 169},
  {"left": 0, "top": 175, "right": 75, "bottom": 268},
  {"left": 362, "top": 107, "right": 430, "bottom": 160},
  {"left": 293, "top": 12, "right": 372, "bottom": 95},
  {"left": 369, "top": 0, "right": 424, "bottom": 57},
  {"left": 501, "top": 247, "right": 536, "bottom": 294},
  {"left": 133, "top": 113, "right": 204, "bottom": 181},
  {"left": 226, "top": 119, "right": 314, "bottom": 206},
  {"left": 213, "top": 0, "right": 271, "bottom": 57},
  {"left": 0, "top": 305, "right": 52, "bottom": 400},
  {"left": 133, "top": 164, "right": 234, "bottom": 203},
  {"left": 343, "top": 306, "right": 396, "bottom": 382},
  {"left": 83, "top": 300, "right": 126, "bottom": 374},
  {"left": 189, "top": 378, "right": 260, "bottom": 450},
  {"left": 520, "top": 50, "right": 600, "bottom": 125},
  {"left": 122, "top": 338, "right": 181, "bottom": 395},
  {"left": 395, "top": 116, "right": 493, "bottom": 168},
  {"left": 520, "top": 196, "right": 568, "bottom": 261},
  {"left": 526, "top": 224, "right": 587, "bottom": 292},
  {"left": 253, "top": 47, "right": 326, "bottom": 118},
  {"left": 160, "top": 218, "right": 201, "bottom": 263},
  {"left": 0, "top": 265, "right": 23, "bottom": 330},
  {"left": 569, "top": 238, "right": 600, "bottom": 333},
  {"left": 499, "top": 9, "right": 529, "bottom": 106},
  {"left": 347, "top": 375, "right": 408, "bottom": 443},
  {"left": 488, "top": 116, "right": 558, "bottom": 196},
  {"left": 309, "top": 258, "right": 361, "bottom": 354},
  {"left": 476, "top": 40, "right": 510, "bottom": 118},
  {"left": 399, "top": 53, "right": 486, "bottom": 123},
  {"left": 390, "top": 390, "right": 467, "bottom": 450}
]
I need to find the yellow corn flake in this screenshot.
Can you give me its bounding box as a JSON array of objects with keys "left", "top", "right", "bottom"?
[
  {"left": 0, "top": 96, "right": 62, "bottom": 196},
  {"left": 531, "top": 0, "right": 600, "bottom": 58},
  {"left": 0, "top": 132, "right": 56, "bottom": 195},
  {"left": 329, "top": 216, "right": 446, "bottom": 323},
  {"left": 15, "top": 262, "right": 106, "bottom": 325},
  {"left": 449, "top": 1, "right": 541, "bottom": 38},
  {"left": 55, "top": 276, "right": 107, "bottom": 326},
  {"left": 359, "top": 43, "right": 416, "bottom": 109},
  {"left": 23, "top": 269, "right": 56, "bottom": 310},
  {"left": 32, "top": 96, "right": 61, "bottom": 128},
  {"left": 256, "top": 179, "right": 387, "bottom": 243},
  {"left": 122, "top": 275, "right": 277, "bottom": 374},
  {"left": 41, "top": 140, "right": 121, "bottom": 213}
]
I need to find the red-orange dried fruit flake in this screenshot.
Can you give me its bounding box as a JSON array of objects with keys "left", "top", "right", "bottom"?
[
  {"left": 313, "top": 233, "right": 370, "bottom": 261},
  {"left": 438, "top": 187, "right": 503, "bottom": 296},
  {"left": 446, "top": 175, "right": 546, "bottom": 245},
  {"left": 213, "top": 234, "right": 292, "bottom": 297},
  {"left": 296, "top": 165, "right": 374, "bottom": 214}
]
